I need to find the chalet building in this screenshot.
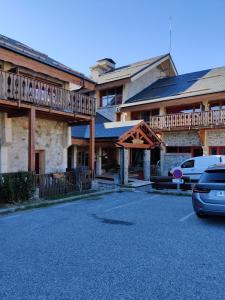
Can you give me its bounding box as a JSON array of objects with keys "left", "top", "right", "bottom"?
[
  {"left": 120, "top": 66, "right": 225, "bottom": 175},
  {"left": 70, "top": 54, "right": 175, "bottom": 181},
  {"left": 0, "top": 34, "right": 95, "bottom": 175},
  {"left": 73, "top": 54, "right": 225, "bottom": 181}
]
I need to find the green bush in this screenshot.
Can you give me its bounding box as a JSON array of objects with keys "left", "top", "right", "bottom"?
[{"left": 0, "top": 172, "right": 34, "bottom": 203}]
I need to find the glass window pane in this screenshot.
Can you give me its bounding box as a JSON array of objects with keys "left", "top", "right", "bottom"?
[{"left": 181, "top": 160, "right": 195, "bottom": 168}]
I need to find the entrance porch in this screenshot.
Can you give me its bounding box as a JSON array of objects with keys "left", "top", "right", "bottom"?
[{"left": 70, "top": 120, "right": 162, "bottom": 185}]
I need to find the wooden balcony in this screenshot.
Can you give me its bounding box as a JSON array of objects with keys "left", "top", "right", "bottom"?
[
  {"left": 148, "top": 110, "right": 225, "bottom": 131},
  {"left": 0, "top": 70, "right": 96, "bottom": 119}
]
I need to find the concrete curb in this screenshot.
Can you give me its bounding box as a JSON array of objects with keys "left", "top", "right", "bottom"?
[
  {"left": 148, "top": 189, "right": 192, "bottom": 197},
  {"left": 0, "top": 188, "right": 120, "bottom": 216}
]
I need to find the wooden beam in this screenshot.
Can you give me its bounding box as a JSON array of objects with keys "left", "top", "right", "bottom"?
[
  {"left": 28, "top": 107, "right": 36, "bottom": 172},
  {"left": 116, "top": 142, "right": 151, "bottom": 149},
  {"left": 72, "top": 138, "right": 89, "bottom": 146},
  {"left": 89, "top": 117, "right": 95, "bottom": 175}
]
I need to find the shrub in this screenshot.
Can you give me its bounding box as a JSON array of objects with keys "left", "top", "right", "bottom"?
[{"left": 0, "top": 172, "right": 34, "bottom": 204}]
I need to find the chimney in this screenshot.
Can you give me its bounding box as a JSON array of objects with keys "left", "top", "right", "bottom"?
[{"left": 90, "top": 58, "right": 116, "bottom": 81}]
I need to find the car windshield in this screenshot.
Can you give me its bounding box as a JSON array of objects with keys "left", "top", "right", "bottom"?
[{"left": 199, "top": 170, "right": 225, "bottom": 183}]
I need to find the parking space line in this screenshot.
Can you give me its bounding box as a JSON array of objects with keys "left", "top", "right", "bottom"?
[
  {"left": 2, "top": 214, "right": 21, "bottom": 220},
  {"left": 104, "top": 194, "right": 160, "bottom": 212},
  {"left": 179, "top": 212, "right": 195, "bottom": 222}
]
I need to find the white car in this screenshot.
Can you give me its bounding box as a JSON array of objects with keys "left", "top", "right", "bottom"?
[{"left": 170, "top": 155, "right": 225, "bottom": 181}]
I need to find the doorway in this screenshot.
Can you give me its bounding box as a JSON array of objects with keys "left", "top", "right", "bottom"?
[{"left": 35, "top": 150, "right": 45, "bottom": 174}]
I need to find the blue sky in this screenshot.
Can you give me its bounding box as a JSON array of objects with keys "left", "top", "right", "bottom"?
[{"left": 0, "top": 0, "right": 225, "bottom": 76}]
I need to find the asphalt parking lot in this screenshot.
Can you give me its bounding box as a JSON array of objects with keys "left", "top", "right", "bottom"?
[{"left": 1, "top": 190, "right": 225, "bottom": 299}]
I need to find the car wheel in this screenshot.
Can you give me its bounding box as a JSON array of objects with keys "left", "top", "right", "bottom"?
[{"left": 196, "top": 211, "right": 206, "bottom": 218}]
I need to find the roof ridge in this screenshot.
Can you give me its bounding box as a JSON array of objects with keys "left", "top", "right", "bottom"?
[{"left": 100, "top": 53, "right": 168, "bottom": 76}]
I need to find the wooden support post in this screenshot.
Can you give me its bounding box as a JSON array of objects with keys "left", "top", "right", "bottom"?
[
  {"left": 89, "top": 117, "right": 95, "bottom": 176},
  {"left": 28, "top": 107, "right": 36, "bottom": 172}
]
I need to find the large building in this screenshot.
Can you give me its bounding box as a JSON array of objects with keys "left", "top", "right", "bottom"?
[
  {"left": 73, "top": 54, "right": 225, "bottom": 180},
  {"left": 0, "top": 34, "right": 96, "bottom": 174}
]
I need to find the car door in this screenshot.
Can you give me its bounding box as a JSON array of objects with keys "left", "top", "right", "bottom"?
[{"left": 180, "top": 159, "right": 196, "bottom": 179}]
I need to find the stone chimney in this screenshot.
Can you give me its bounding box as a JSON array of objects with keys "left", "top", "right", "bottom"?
[{"left": 90, "top": 58, "right": 116, "bottom": 81}]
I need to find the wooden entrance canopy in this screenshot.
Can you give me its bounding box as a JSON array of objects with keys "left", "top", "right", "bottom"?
[
  {"left": 116, "top": 121, "right": 162, "bottom": 149},
  {"left": 72, "top": 120, "right": 162, "bottom": 150}
]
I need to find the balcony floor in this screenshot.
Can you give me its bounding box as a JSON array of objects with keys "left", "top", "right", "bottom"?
[{"left": 0, "top": 98, "right": 92, "bottom": 124}]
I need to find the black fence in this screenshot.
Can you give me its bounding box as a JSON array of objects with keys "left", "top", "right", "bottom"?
[{"left": 34, "top": 168, "right": 92, "bottom": 198}]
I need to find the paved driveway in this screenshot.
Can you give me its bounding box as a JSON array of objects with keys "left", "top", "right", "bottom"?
[{"left": 1, "top": 190, "right": 225, "bottom": 299}]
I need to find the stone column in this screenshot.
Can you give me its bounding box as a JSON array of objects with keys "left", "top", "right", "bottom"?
[
  {"left": 0, "top": 113, "right": 12, "bottom": 173},
  {"left": 143, "top": 149, "right": 151, "bottom": 181},
  {"left": 160, "top": 148, "right": 166, "bottom": 176},
  {"left": 0, "top": 146, "right": 8, "bottom": 173},
  {"left": 89, "top": 117, "right": 95, "bottom": 176},
  {"left": 71, "top": 145, "right": 78, "bottom": 169},
  {"left": 96, "top": 147, "right": 102, "bottom": 176},
  {"left": 119, "top": 148, "right": 128, "bottom": 185}
]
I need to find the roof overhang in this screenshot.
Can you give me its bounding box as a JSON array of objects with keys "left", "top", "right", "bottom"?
[
  {"left": 0, "top": 47, "right": 95, "bottom": 90},
  {"left": 120, "top": 90, "right": 225, "bottom": 112}
]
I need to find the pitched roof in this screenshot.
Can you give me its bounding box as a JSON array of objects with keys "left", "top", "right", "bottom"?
[
  {"left": 123, "top": 66, "right": 225, "bottom": 106},
  {"left": 95, "top": 112, "right": 111, "bottom": 124},
  {"left": 96, "top": 54, "right": 170, "bottom": 84},
  {"left": 0, "top": 34, "right": 94, "bottom": 83},
  {"left": 72, "top": 120, "right": 141, "bottom": 139}
]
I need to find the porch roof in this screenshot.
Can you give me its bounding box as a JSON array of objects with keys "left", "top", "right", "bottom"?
[
  {"left": 72, "top": 120, "right": 141, "bottom": 139},
  {"left": 72, "top": 120, "right": 162, "bottom": 149}
]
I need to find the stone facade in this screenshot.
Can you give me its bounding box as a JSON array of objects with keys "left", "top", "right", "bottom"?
[
  {"left": 162, "top": 153, "right": 191, "bottom": 175},
  {"left": 163, "top": 131, "right": 201, "bottom": 146},
  {"left": 0, "top": 112, "right": 71, "bottom": 173},
  {"left": 207, "top": 129, "right": 225, "bottom": 146},
  {"left": 161, "top": 131, "right": 201, "bottom": 175}
]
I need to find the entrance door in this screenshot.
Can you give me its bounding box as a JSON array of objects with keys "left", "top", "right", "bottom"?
[
  {"left": 192, "top": 147, "right": 203, "bottom": 157},
  {"left": 35, "top": 151, "right": 45, "bottom": 174},
  {"left": 35, "top": 152, "right": 40, "bottom": 174}
]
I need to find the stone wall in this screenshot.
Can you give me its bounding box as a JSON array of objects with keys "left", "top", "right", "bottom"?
[
  {"left": 207, "top": 129, "right": 225, "bottom": 146},
  {"left": 163, "top": 131, "right": 201, "bottom": 146},
  {"left": 162, "top": 153, "right": 191, "bottom": 175},
  {"left": 0, "top": 113, "right": 71, "bottom": 173},
  {"left": 161, "top": 131, "right": 200, "bottom": 175}
]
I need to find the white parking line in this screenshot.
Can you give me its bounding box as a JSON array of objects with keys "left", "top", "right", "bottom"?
[
  {"left": 2, "top": 214, "right": 21, "bottom": 220},
  {"left": 104, "top": 195, "right": 160, "bottom": 212},
  {"left": 179, "top": 212, "right": 195, "bottom": 222}
]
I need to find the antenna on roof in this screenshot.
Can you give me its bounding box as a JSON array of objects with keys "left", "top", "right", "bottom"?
[
  {"left": 168, "top": 16, "right": 172, "bottom": 77},
  {"left": 169, "top": 16, "right": 172, "bottom": 54}
]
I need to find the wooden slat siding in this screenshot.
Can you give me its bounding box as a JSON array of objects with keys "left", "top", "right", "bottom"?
[
  {"left": 149, "top": 110, "right": 225, "bottom": 131},
  {"left": 0, "top": 70, "right": 96, "bottom": 116}
]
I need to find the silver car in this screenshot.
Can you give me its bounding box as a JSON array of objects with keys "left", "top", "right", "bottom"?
[{"left": 192, "top": 165, "right": 225, "bottom": 218}]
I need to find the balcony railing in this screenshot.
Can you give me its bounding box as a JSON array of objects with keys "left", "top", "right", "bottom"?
[
  {"left": 148, "top": 110, "right": 225, "bottom": 131},
  {"left": 0, "top": 70, "right": 96, "bottom": 116}
]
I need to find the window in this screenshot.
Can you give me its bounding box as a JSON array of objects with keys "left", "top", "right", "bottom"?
[
  {"left": 166, "top": 146, "right": 203, "bottom": 156},
  {"left": 181, "top": 160, "right": 195, "bottom": 168},
  {"left": 131, "top": 109, "right": 159, "bottom": 121},
  {"left": 166, "top": 104, "right": 201, "bottom": 114},
  {"left": 209, "top": 101, "right": 225, "bottom": 111},
  {"left": 100, "top": 87, "right": 123, "bottom": 107},
  {"left": 200, "top": 170, "right": 225, "bottom": 183},
  {"left": 166, "top": 146, "right": 191, "bottom": 153},
  {"left": 209, "top": 146, "right": 225, "bottom": 155}
]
